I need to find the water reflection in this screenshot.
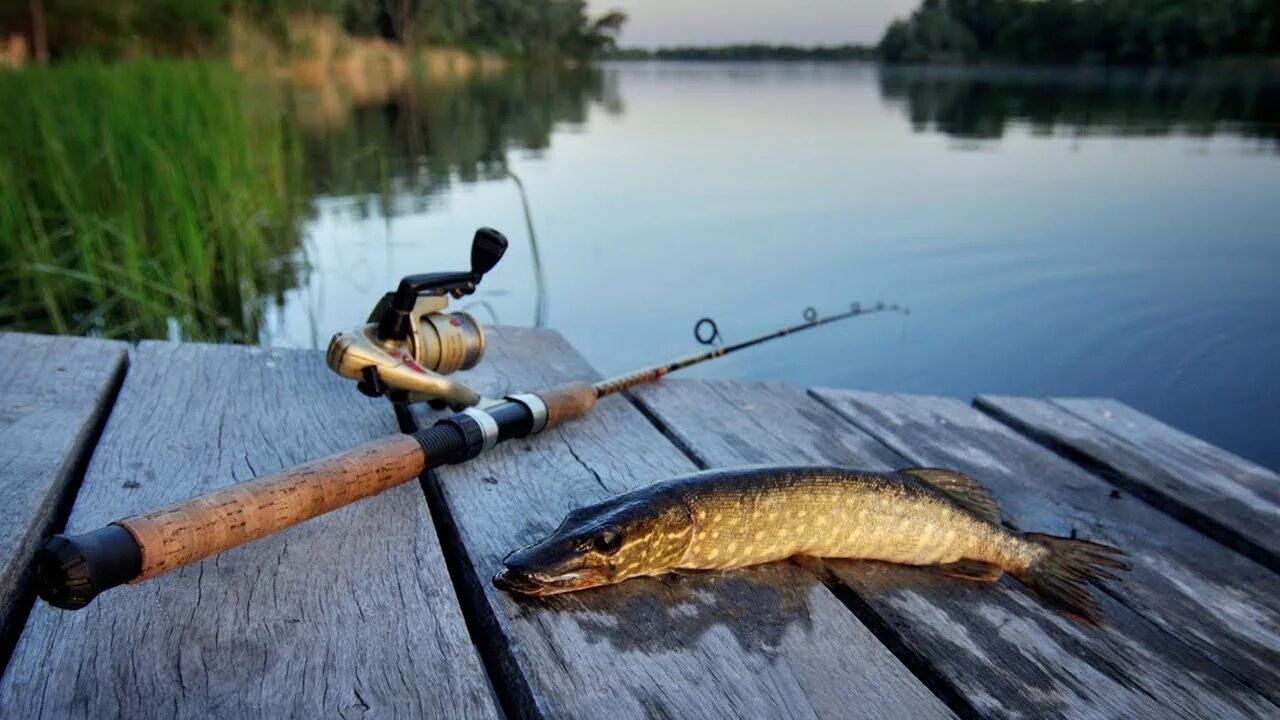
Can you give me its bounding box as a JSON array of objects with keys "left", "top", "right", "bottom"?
[
  {"left": 259, "top": 61, "right": 1280, "bottom": 474},
  {"left": 8, "top": 60, "right": 1280, "bottom": 471},
  {"left": 293, "top": 63, "right": 619, "bottom": 218},
  {"left": 878, "top": 65, "right": 1280, "bottom": 147}
]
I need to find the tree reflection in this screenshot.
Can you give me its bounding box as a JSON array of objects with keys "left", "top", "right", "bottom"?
[
  {"left": 877, "top": 65, "right": 1280, "bottom": 148},
  {"left": 295, "top": 62, "right": 618, "bottom": 217}
]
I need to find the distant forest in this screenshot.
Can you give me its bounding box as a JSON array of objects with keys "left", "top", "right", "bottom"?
[
  {"left": 611, "top": 0, "right": 1280, "bottom": 67},
  {"left": 879, "top": 0, "right": 1280, "bottom": 65},
  {"left": 2, "top": 0, "right": 627, "bottom": 62}
]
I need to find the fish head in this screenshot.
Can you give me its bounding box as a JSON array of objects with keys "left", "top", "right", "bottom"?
[{"left": 494, "top": 490, "right": 693, "bottom": 596}]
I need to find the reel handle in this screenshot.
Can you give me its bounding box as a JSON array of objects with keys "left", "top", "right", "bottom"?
[{"left": 376, "top": 228, "right": 508, "bottom": 341}]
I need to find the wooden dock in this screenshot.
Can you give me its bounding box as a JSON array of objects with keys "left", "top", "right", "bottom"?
[{"left": 0, "top": 328, "right": 1276, "bottom": 718}]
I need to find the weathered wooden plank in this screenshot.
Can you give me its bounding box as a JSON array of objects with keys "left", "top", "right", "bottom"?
[
  {"left": 0, "top": 342, "right": 498, "bottom": 718},
  {"left": 633, "top": 379, "right": 1280, "bottom": 719},
  {"left": 421, "top": 328, "right": 956, "bottom": 720},
  {"left": 0, "top": 333, "right": 127, "bottom": 672},
  {"left": 811, "top": 388, "right": 1280, "bottom": 713},
  {"left": 975, "top": 395, "right": 1280, "bottom": 571}
]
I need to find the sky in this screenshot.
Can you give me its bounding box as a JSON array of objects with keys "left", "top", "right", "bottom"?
[{"left": 586, "top": 0, "right": 919, "bottom": 47}]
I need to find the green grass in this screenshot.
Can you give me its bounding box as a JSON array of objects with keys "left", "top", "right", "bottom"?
[{"left": 0, "top": 60, "right": 305, "bottom": 342}]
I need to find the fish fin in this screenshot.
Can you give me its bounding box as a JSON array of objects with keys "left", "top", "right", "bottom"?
[
  {"left": 1014, "top": 533, "right": 1129, "bottom": 625},
  {"left": 928, "top": 559, "right": 1004, "bottom": 582},
  {"left": 899, "top": 468, "right": 1001, "bottom": 525}
]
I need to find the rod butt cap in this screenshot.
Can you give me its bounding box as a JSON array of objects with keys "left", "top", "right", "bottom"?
[{"left": 35, "top": 525, "right": 142, "bottom": 610}]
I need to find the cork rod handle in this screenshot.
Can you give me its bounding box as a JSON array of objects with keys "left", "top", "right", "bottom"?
[
  {"left": 36, "top": 432, "right": 441, "bottom": 609},
  {"left": 121, "top": 434, "right": 427, "bottom": 580},
  {"left": 538, "top": 381, "right": 597, "bottom": 429}
]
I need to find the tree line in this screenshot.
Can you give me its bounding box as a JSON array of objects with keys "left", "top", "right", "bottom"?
[
  {"left": 1, "top": 0, "right": 627, "bottom": 63},
  {"left": 605, "top": 1, "right": 1280, "bottom": 67},
  {"left": 879, "top": 0, "right": 1280, "bottom": 65}
]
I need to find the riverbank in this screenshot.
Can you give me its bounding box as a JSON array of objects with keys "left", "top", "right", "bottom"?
[
  {"left": 229, "top": 15, "right": 507, "bottom": 95},
  {"left": 0, "top": 55, "right": 606, "bottom": 343},
  {"left": 0, "top": 15, "right": 517, "bottom": 346},
  {"left": 0, "top": 61, "right": 302, "bottom": 342}
]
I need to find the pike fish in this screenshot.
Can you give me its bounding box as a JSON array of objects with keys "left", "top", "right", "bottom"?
[{"left": 493, "top": 465, "right": 1128, "bottom": 623}]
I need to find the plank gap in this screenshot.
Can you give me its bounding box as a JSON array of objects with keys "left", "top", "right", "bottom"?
[
  {"left": 421, "top": 470, "right": 539, "bottom": 720},
  {"left": 808, "top": 562, "right": 983, "bottom": 720},
  {"left": 808, "top": 389, "right": 1280, "bottom": 712},
  {"left": 620, "top": 390, "right": 709, "bottom": 471},
  {"left": 1087, "top": 567, "right": 1280, "bottom": 712},
  {"left": 972, "top": 398, "right": 1280, "bottom": 705},
  {"left": 1, "top": 343, "right": 498, "bottom": 717},
  {"left": 422, "top": 330, "right": 956, "bottom": 719},
  {"left": 626, "top": 385, "right": 981, "bottom": 719},
  {"left": 0, "top": 346, "right": 128, "bottom": 681},
  {"left": 974, "top": 398, "right": 1280, "bottom": 574}
]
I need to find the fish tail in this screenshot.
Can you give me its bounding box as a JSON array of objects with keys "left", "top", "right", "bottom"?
[{"left": 1013, "top": 533, "right": 1129, "bottom": 625}]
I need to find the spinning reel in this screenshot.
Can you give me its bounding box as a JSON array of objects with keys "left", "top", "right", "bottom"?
[{"left": 326, "top": 227, "right": 508, "bottom": 413}]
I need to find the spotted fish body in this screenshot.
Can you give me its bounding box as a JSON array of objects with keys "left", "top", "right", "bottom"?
[
  {"left": 673, "top": 467, "right": 1036, "bottom": 572},
  {"left": 495, "top": 465, "right": 1128, "bottom": 623}
]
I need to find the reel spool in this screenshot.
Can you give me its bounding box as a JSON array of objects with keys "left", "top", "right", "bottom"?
[{"left": 326, "top": 227, "right": 508, "bottom": 412}]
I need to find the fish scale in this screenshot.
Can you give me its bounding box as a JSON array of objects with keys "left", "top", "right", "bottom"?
[{"left": 679, "top": 469, "right": 1017, "bottom": 570}]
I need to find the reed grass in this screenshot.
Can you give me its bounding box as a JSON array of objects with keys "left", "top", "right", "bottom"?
[{"left": 0, "top": 60, "right": 305, "bottom": 341}]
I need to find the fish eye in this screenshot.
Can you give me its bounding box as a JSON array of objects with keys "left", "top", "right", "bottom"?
[{"left": 592, "top": 527, "right": 623, "bottom": 555}]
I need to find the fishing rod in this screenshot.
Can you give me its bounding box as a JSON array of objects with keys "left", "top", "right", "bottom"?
[
  {"left": 34, "top": 229, "right": 907, "bottom": 610},
  {"left": 595, "top": 301, "right": 907, "bottom": 397}
]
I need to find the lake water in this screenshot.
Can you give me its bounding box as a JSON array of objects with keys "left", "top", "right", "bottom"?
[{"left": 264, "top": 61, "right": 1280, "bottom": 470}]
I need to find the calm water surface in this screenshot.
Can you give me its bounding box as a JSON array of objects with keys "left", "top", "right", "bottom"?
[{"left": 266, "top": 62, "right": 1280, "bottom": 470}]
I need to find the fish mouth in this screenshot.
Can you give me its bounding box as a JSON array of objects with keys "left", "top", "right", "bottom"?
[{"left": 492, "top": 567, "right": 603, "bottom": 596}]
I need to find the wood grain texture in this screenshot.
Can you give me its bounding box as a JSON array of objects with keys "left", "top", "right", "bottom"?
[
  {"left": 633, "top": 379, "right": 1280, "bottom": 720},
  {"left": 420, "top": 327, "right": 956, "bottom": 720},
  {"left": 975, "top": 395, "right": 1280, "bottom": 571},
  {"left": 0, "top": 333, "right": 126, "bottom": 666},
  {"left": 0, "top": 342, "right": 498, "bottom": 719},
  {"left": 811, "top": 388, "right": 1280, "bottom": 714}
]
